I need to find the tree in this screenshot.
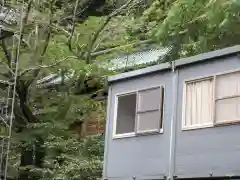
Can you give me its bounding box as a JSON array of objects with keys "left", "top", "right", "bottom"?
[
  {"left": 154, "top": 0, "right": 240, "bottom": 59},
  {"left": 0, "top": 0, "right": 140, "bottom": 179}
]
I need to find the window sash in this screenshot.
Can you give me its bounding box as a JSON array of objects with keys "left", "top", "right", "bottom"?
[
  {"left": 136, "top": 86, "right": 164, "bottom": 133},
  {"left": 214, "top": 71, "right": 240, "bottom": 124}
]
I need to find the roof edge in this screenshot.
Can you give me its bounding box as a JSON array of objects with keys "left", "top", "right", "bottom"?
[{"left": 108, "top": 45, "right": 240, "bottom": 83}]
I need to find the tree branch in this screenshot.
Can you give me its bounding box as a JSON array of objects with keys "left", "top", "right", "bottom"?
[
  {"left": 51, "top": 24, "right": 71, "bottom": 36},
  {"left": 16, "top": 80, "right": 38, "bottom": 123},
  {"left": 13, "top": 0, "right": 33, "bottom": 64},
  {"left": 67, "top": 0, "right": 101, "bottom": 59},
  {"left": 13, "top": 34, "right": 31, "bottom": 49},
  {"left": 0, "top": 55, "right": 14, "bottom": 76},
  {"left": 67, "top": 0, "right": 138, "bottom": 62},
  {"left": 85, "top": 0, "right": 137, "bottom": 64},
  {"left": 67, "top": 0, "right": 81, "bottom": 59},
  {"left": 0, "top": 60, "right": 14, "bottom": 75},
  {"left": 25, "top": 1, "right": 54, "bottom": 88},
  {"left": 18, "top": 56, "right": 77, "bottom": 77},
  {"left": 12, "top": 1, "right": 54, "bottom": 125},
  {"left": 0, "top": 79, "right": 13, "bottom": 85},
  {"left": 1, "top": 39, "right": 12, "bottom": 67}
]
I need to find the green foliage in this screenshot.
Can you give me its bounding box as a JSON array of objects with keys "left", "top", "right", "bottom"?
[
  {"left": 154, "top": 0, "right": 240, "bottom": 57},
  {"left": 39, "top": 134, "right": 104, "bottom": 180},
  {"left": 10, "top": 133, "right": 105, "bottom": 180},
  {"left": 9, "top": 87, "right": 106, "bottom": 179},
  {"left": 1, "top": 0, "right": 119, "bottom": 179},
  {"left": 142, "top": 0, "right": 175, "bottom": 26},
  {"left": 121, "top": 0, "right": 176, "bottom": 41}
]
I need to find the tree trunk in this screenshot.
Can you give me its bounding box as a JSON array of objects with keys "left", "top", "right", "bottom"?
[
  {"left": 19, "top": 143, "right": 34, "bottom": 180},
  {"left": 19, "top": 138, "right": 45, "bottom": 180},
  {"left": 16, "top": 81, "right": 45, "bottom": 180}
]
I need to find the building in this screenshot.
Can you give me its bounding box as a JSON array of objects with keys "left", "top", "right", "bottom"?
[{"left": 103, "top": 45, "right": 240, "bottom": 180}]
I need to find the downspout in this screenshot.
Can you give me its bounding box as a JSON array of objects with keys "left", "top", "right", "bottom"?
[
  {"left": 102, "top": 84, "right": 112, "bottom": 180},
  {"left": 168, "top": 60, "right": 178, "bottom": 180}
]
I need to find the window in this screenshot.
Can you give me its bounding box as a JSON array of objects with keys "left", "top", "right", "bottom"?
[
  {"left": 183, "top": 70, "right": 240, "bottom": 130},
  {"left": 183, "top": 78, "right": 214, "bottom": 129},
  {"left": 114, "top": 86, "right": 164, "bottom": 138}
]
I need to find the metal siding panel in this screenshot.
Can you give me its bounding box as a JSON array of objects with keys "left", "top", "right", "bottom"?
[
  {"left": 176, "top": 55, "right": 240, "bottom": 178},
  {"left": 106, "top": 71, "right": 172, "bottom": 179}
]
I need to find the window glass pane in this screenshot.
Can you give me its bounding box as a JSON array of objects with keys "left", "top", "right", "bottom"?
[
  {"left": 116, "top": 93, "right": 136, "bottom": 134},
  {"left": 216, "top": 71, "right": 240, "bottom": 99},
  {"left": 138, "top": 87, "right": 162, "bottom": 112},
  {"left": 215, "top": 97, "right": 240, "bottom": 123},
  {"left": 184, "top": 79, "right": 213, "bottom": 127},
  {"left": 136, "top": 111, "right": 161, "bottom": 133}
]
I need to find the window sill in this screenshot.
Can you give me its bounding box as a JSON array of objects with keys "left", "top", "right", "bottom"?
[
  {"left": 182, "top": 123, "right": 213, "bottom": 131},
  {"left": 137, "top": 129, "right": 163, "bottom": 135},
  {"left": 112, "top": 129, "right": 163, "bottom": 139},
  {"left": 215, "top": 120, "right": 240, "bottom": 126},
  {"left": 182, "top": 120, "right": 240, "bottom": 131},
  {"left": 112, "top": 132, "right": 135, "bottom": 139}
]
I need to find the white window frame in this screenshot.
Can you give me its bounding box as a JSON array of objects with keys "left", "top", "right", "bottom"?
[
  {"left": 113, "top": 85, "right": 164, "bottom": 139},
  {"left": 112, "top": 91, "right": 136, "bottom": 139},
  {"left": 182, "top": 77, "right": 214, "bottom": 130},
  {"left": 182, "top": 68, "right": 240, "bottom": 131}
]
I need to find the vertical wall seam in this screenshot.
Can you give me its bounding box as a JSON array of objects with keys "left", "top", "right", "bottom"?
[{"left": 168, "top": 68, "right": 179, "bottom": 180}]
